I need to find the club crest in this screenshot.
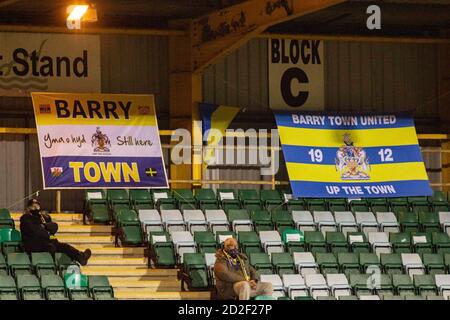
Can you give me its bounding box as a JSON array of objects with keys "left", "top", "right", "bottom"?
[
  {"left": 91, "top": 127, "right": 111, "bottom": 152},
  {"left": 335, "top": 133, "right": 370, "bottom": 180}
]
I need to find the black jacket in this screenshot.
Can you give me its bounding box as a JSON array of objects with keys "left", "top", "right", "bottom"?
[{"left": 20, "top": 212, "right": 58, "bottom": 247}]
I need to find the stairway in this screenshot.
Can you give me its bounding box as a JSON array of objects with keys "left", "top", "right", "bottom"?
[{"left": 12, "top": 212, "right": 211, "bottom": 300}]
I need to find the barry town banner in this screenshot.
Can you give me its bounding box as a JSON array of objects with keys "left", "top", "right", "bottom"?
[
  {"left": 31, "top": 92, "right": 168, "bottom": 189},
  {"left": 274, "top": 112, "right": 432, "bottom": 198}
]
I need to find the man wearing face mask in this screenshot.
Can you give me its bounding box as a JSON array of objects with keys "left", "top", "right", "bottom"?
[
  {"left": 20, "top": 199, "right": 92, "bottom": 266},
  {"left": 214, "top": 237, "right": 273, "bottom": 300}
]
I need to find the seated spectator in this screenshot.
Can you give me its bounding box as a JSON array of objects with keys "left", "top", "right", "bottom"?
[
  {"left": 214, "top": 237, "right": 273, "bottom": 300},
  {"left": 20, "top": 199, "right": 92, "bottom": 266}
]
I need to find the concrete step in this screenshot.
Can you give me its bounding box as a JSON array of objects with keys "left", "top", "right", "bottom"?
[
  {"left": 114, "top": 290, "right": 211, "bottom": 300},
  {"left": 75, "top": 247, "right": 145, "bottom": 256},
  {"left": 81, "top": 266, "right": 177, "bottom": 278},
  {"left": 89, "top": 257, "right": 147, "bottom": 266},
  {"left": 56, "top": 235, "right": 114, "bottom": 244},
  {"left": 109, "top": 279, "right": 180, "bottom": 291},
  {"left": 12, "top": 213, "right": 84, "bottom": 222}
]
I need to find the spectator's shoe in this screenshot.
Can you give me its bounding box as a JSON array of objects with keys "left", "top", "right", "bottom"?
[{"left": 79, "top": 249, "right": 92, "bottom": 266}]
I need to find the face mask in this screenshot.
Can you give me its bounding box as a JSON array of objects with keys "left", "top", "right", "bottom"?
[
  {"left": 30, "top": 209, "right": 40, "bottom": 216},
  {"left": 228, "top": 248, "right": 239, "bottom": 258}
]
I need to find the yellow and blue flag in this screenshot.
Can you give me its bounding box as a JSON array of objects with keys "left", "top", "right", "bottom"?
[
  {"left": 274, "top": 112, "right": 432, "bottom": 198},
  {"left": 200, "top": 103, "right": 240, "bottom": 163}
]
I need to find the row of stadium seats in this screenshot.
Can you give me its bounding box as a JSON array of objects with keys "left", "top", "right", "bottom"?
[
  {"left": 83, "top": 188, "right": 450, "bottom": 225},
  {"left": 0, "top": 273, "right": 114, "bottom": 300}
]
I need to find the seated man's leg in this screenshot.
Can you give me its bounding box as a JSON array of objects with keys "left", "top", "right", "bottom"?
[
  {"left": 24, "top": 241, "right": 57, "bottom": 258},
  {"left": 250, "top": 281, "right": 274, "bottom": 298},
  {"left": 51, "top": 239, "right": 91, "bottom": 265},
  {"left": 233, "top": 281, "right": 251, "bottom": 300}
]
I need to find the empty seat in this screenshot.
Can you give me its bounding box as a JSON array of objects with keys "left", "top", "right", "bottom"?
[
  {"left": 282, "top": 274, "right": 308, "bottom": 299},
  {"left": 138, "top": 209, "right": 163, "bottom": 234},
  {"left": 292, "top": 211, "right": 315, "bottom": 231},
  {"left": 0, "top": 229, "right": 21, "bottom": 255},
  {"left": 368, "top": 232, "right": 392, "bottom": 255},
  {"left": 411, "top": 232, "right": 432, "bottom": 254},
  {"left": 368, "top": 198, "right": 390, "bottom": 214},
  {"left": 281, "top": 229, "right": 305, "bottom": 254},
  {"left": 259, "top": 274, "right": 285, "bottom": 298},
  {"left": 204, "top": 210, "right": 230, "bottom": 234},
  {"left": 359, "top": 253, "right": 380, "bottom": 273},
  {"left": 392, "top": 274, "right": 415, "bottom": 297},
  {"left": 89, "top": 276, "right": 115, "bottom": 300},
  {"left": 227, "top": 209, "right": 253, "bottom": 232},
  {"left": 7, "top": 252, "right": 32, "bottom": 278},
  {"left": 349, "top": 199, "right": 369, "bottom": 212},
  {"left": 179, "top": 253, "right": 209, "bottom": 290},
  {"left": 238, "top": 189, "right": 261, "bottom": 210},
  {"left": 347, "top": 232, "right": 370, "bottom": 253},
  {"left": 333, "top": 211, "right": 358, "bottom": 236},
  {"left": 422, "top": 253, "right": 446, "bottom": 275},
  {"left": 259, "top": 231, "right": 284, "bottom": 255},
  {"left": 390, "top": 232, "right": 412, "bottom": 253},
  {"left": 435, "top": 274, "right": 450, "bottom": 300},
  {"left": 160, "top": 210, "right": 185, "bottom": 232},
  {"left": 249, "top": 253, "right": 273, "bottom": 275},
  {"left": 31, "top": 252, "right": 56, "bottom": 277},
  {"left": 0, "top": 254, "right": 7, "bottom": 275},
  {"left": 325, "top": 231, "right": 348, "bottom": 253},
  {"left": 413, "top": 274, "right": 437, "bottom": 297},
  {"left": 305, "top": 198, "right": 327, "bottom": 211},
  {"left": 40, "top": 274, "right": 68, "bottom": 300},
  {"left": 313, "top": 211, "right": 336, "bottom": 234},
  {"left": 215, "top": 231, "right": 236, "bottom": 246},
  {"left": 17, "top": 274, "right": 43, "bottom": 300},
  {"left": 194, "top": 189, "right": 218, "bottom": 206},
  {"left": 217, "top": 189, "right": 240, "bottom": 211},
  {"left": 315, "top": 253, "right": 339, "bottom": 274},
  {"left": 237, "top": 231, "right": 261, "bottom": 256},
  {"left": 304, "top": 231, "right": 326, "bottom": 254},
  {"left": 355, "top": 212, "right": 378, "bottom": 235},
  {"left": 304, "top": 273, "right": 329, "bottom": 299},
  {"left": 419, "top": 211, "right": 440, "bottom": 233},
  {"left": 193, "top": 231, "right": 217, "bottom": 254},
  {"left": 337, "top": 253, "right": 360, "bottom": 277},
  {"left": 293, "top": 252, "right": 318, "bottom": 276},
  {"left": 173, "top": 189, "right": 196, "bottom": 210},
  {"left": 271, "top": 252, "right": 295, "bottom": 276},
  {"left": 376, "top": 212, "right": 399, "bottom": 233},
  {"left": 107, "top": 189, "right": 130, "bottom": 216},
  {"left": 398, "top": 211, "right": 419, "bottom": 233},
  {"left": 325, "top": 273, "right": 351, "bottom": 298},
  {"left": 152, "top": 189, "right": 176, "bottom": 210},
  {"left": 84, "top": 190, "right": 110, "bottom": 224},
  {"left": 401, "top": 253, "right": 425, "bottom": 276},
  {"left": 148, "top": 231, "right": 176, "bottom": 267},
  {"left": 380, "top": 253, "right": 403, "bottom": 275},
  {"left": 129, "top": 189, "right": 153, "bottom": 212},
  {"left": 182, "top": 210, "right": 208, "bottom": 233},
  {"left": 260, "top": 190, "right": 283, "bottom": 211},
  {"left": 328, "top": 199, "right": 348, "bottom": 213},
  {"left": 251, "top": 210, "right": 273, "bottom": 232},
  {"left": 408, "top": 197, "right": 429, "bottom": 212},
  {"left": 170, "top": 231, "right": 197, "bottom": 264},
  {"left": 271, "top": 210, "right": 294, "bottom": 234},
  {"left": 376, "top": 274, "right": 394, "bottom": 297},
  {"left": 0, "top": 209, "right": 14, "bottom": 229},
  {"left": 0, "top": 275, "right": 18, "bottom": 300},
  {"left": 115, "top": 209, "right": 143, "bottom": 246},
  {"left": 439, "top": 212, "right": 450, "bottom": 235},
  {"left": 432, "top": 232, "right": 450, "bottom": 254},
  {"left": 349, "top": 273, "right": 372, "bottom": 297}
]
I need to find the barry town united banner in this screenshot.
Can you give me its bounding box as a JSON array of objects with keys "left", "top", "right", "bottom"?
[
  {"left": 31, "top": 92, "right": 168, "bottom": 189},
  {"left": 0, "top": 32, "right": 100, "bottom": 96},
  {"left": 268, "top": 38, "right": 324, "bottom": 111},
  {"left": 274, "top": 112, "right": 432, "bottom": 198}
]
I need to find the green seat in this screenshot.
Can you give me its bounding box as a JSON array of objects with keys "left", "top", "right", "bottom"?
[
  {"left": 325, "top": 231, "right": 348, "bottom": 253},
  {"left": 271, "top": 252, "right": 295, "bottom": 276},
  {"left": 422, "top": 253, "right": 445, "bottom": 275},
  {"left": 0, "top": 254, "right": 7, "bottom": 275},
  {"left": 0, "top": 275, "right": 18, "bottom": 300},
  {"left": 180, "top": 253, "right": 209, "bottom": 289},
  {"left": 64, "top": 271, "right": 91, "bottom": 300},
  {"left": 0, "top": 209, "right": 14, "bottom": 229},
  {"left": 89, "top": 276, "right": 115, "bottom": 300},
  {"left": 260, "top": 190, "right": 283, "bottom": 212},
  {"left": 349, "top": 273, "right": 372, "bottom": 297},
  {"left": 17, "top": 274, "right": 43, "bottom": 300},
  {"left": 390, "top": 232, "right": 412, "bottom": 253},
  {"left": 0, "top": 228, "right": 22, "bottom": 255},
  {"left": 55, "top": 253, "right": 75, "bottom": 275},
  {"left": 152, "top": 189, "right": 176, "bottom": 210},
  {"left": 359, "top": 253, "right": 380, "bottom": 272},
  {"left": 413, "top": 274, "right": 437, "bottom": 297},
  {"left": 411, "top": 232, "right": 432, "bottom": 254},
  {"left": 432, "top": 232, "right": 450, "bottom": 254},
  {"left": 408, "top": 197, "right": 430, "bottom": 213},
  {"left": 338, "top": 252, "right": 360, "bottom": 277},
  {"left": 305, "top": 198, "right": 327, "bottom": 211},
  {"left": 429, "top": 191, "right": 449, "bottom": 212},
  {"left": 281, "top": 229, "right": 305, "bottom": 253},
  {"left": 418, "top": 211, "right": 440, "bottom": 233},
  {"left": 376, "top": 274, "right": 394, "bottom": 296},
  {"left": 380, "top": 253, "right": 403, "bottom": 275},
  {"left": 194, "top": 189, "right": 218, "bottom": 207},
  {"left": 338, "top": 295, "right": 358, "bottom": 300},
  {"left": 107, "top": 189, "right": 130, "bottom": 217},
  {"left": 41, "top": 274, "right": 68, "bottom": 300},
  {"left": 315, "top": 252, "right": 339, "bottom": 274},
  {"left": 347, "top": 232, "right": 370, "bottom": 253},
  {"left": 194, "top": 231, "right": 217, "bottom": 254},
  {"left": 115, "top": 209, "right": 143, "bottom": 246},
  {"left": 217, "top": 189, "right": 240, "bottom": 211},
  {"left": 215, "top": 231, "right": 236, "bottom": 246},
  {"left": 271, "top": 210, "right": 294, "bottom": 234},
  {"left": 445, "top": 253, "right": 450, "bottom": 273},
  {"left": 148, "top": 231, "right": 176, "bottom": 267},
  {"left": 304, "top": 231, "right": 326, "bottom": 253},
  {"left": 84, "top": 190, "right": 110, "bottom": 224},
  {"left": 328, "top": 199, "right": 348, "bottom": 213},
  {"left": 237, "top": 231, "right": 262, "bottom": 256},
  {"left": 129, "top": 189, "right": 153, "bottom": 209},
  {"left": 251, "top": 210, "right": 273, "bottom": 232},
  {"left": 7, "top": 252, "right": 32, "bottom": 278},
  {"left": 397, "top": 211, "right": 419, "bottom": 233},
  {"left": 293, "top": 295, "right": 314, "bottom": 300},
  {"left": 238, "top": 189, "right": 261, "bottom": 207},
  {"left": 249, "top": 253, "right": 273, "bottom": 274},
  {"left": 389, "top": 198, "right": 410, "bottom": 215},
  {"left": 227, "top": 209, "right": 252, "bottom": 232},
  {"left": 349, "top": 200, "right": 369, "bottom": 213},
  {"left": 286, "top": 199, "right": 306, "bottom": 212},
  {"left": 367, "top": 198, "right": 389, "bottom": 214},
  {"left": 173, "top": 189, "right": 197, "bottom": 210},
  {"left": 31, "top": 252, "right": 56, "bottom": 277}
]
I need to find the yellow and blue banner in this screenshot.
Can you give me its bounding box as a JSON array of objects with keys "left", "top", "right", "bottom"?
[
  {"left": 199, "top": 103, "right": 240, "bottom": 163},
  {"left": 31, "top": 92, "right": 168, "bottom": 189},
  {"left": 274, "top": 112, "right": 432, "bottom": 198}
]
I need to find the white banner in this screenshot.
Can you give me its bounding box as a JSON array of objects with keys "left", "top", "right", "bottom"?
[
  {"left": 0, "top": 32, "right": 100, "bottom": 96},
  {"left": 268, "top": 38, "right": 324, "bottom": 110}
]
